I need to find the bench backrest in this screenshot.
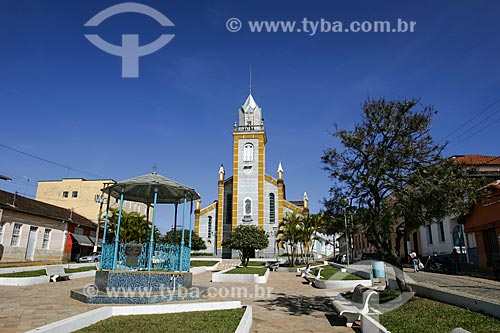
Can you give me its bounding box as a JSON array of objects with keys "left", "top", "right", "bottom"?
[
  {"left": 351, "top": 284, "right": 377, "bottom": 311},
  {"left": 45, "top": 265, "right": 65, "bottom": 276}
]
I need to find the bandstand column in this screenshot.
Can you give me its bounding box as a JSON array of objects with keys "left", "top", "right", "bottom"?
[
  {"left": 147, "top": 188, "right": 159, "bottom": 271},
  {"left": 179, "top": 195, "right": 187, "bottom": 271},
  {"left": 112, "top": 188, "right": 125, "bottom": 270}
]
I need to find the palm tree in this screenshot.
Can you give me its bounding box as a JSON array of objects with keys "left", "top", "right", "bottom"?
[
  {"left": 302, "top": 213, "right": 330, "bottom": 264},
  {"left": 278, "top": 212, "right": 303, "bottom": 266},
  {"left": 106, "top": 209, "right": 156, "bottom": 244}
]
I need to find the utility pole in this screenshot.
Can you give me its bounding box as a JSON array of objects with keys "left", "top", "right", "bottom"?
[{"left": 94, "top": 194, "right": 104, "bottom": 252}]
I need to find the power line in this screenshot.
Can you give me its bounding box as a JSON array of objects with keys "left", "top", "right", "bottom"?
[
  {"left": 439, "top": 97, "right": 500, "bottom": 143},
  {"left": 446, "top": 112, "right": 500, "bottom": 150},
  {"left": 0, "top": 143, "right": 104, "bottom": 178},
  {"left": 444, "top": 105, "right": 500, "bottom": 146}
]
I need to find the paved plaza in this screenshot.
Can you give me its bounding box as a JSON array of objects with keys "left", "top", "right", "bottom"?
[
  {"left": 0, "top": 270, "right": 354, "bottom": 333},
  {"left": 1, "top": 268, "right": 499, "bottom": 333}
]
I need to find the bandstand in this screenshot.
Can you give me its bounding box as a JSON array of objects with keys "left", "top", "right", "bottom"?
[{"left": 71, "top": 171, "right": 201, "bottom": 304}]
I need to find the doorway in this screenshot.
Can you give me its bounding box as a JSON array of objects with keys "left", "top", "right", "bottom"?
[
  {"left": 484, "top": 229, "right": 499, "bottom": 266},
  {"left": 25, "top": 226, "right": 38, "bottom": 260}
]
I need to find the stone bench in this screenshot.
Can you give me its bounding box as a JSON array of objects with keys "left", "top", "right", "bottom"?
[
  {"left": 45, "top": 265, "right": 70, "bottom": 282},
  {"left": 332, "top": 284, "right": 377, "bottom": 327}
]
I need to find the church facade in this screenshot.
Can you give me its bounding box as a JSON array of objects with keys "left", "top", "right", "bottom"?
[{"left": 194, "top": 92, "right": 309, "bottom": 258}]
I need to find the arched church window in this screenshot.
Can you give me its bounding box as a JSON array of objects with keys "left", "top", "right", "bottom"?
[
  {"left": 269, "top": 193, "right": 275, "bottom": 223},
  {"left": 243, "top": 143, "right": 254, "bottom": 162},
  {"left": 244, "top": 198, "right": 252, "bottom": 215}
]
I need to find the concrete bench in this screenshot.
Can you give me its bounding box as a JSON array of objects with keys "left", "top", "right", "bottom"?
[
  {"left": 332, "top": 284, "right": 378, "bottom": 327},
  {"left": 45, "top": 265, "right": 70, "bottom": 282},
  {"left": 303, "top": 267, "right": 323, "bottom": 285},
  {"left": 296, "top": 263, "right": 311, "bottom": 277},
  {"left": 265, "top": 261, "right": 279, "bottom": 272}
]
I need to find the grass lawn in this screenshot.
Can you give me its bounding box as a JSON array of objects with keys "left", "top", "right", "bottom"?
[
  {"left": 0, "top": 269, "right": 46, "bottom": 278},
  {"left": 224, "top": 267, "right": 267, "bottom": 276},
  {"left": 75, "top": 308, "right": 245, "bottom": 333},
  {"left": 312, "top": 265, "right": 363, "bottom": 280},
  {"left": 190, "top": 260, "right": 220, "bottom": 267},
  {"left": 246, "top": 261, "right": 267, "bottom": 266},
  {"left": 65, "top": 266, "right": 97, "bottom": 273},
  {"left": 0, "top": 266, "right": 97, "bottom": 277},
  {"left": 380, "top": 297, "right": 500, "bottom": 333}
]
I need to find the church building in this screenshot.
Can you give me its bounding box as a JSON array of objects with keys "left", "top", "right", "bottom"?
[{"left": 194, "top": 91, "right": 309, "bottom": 258}]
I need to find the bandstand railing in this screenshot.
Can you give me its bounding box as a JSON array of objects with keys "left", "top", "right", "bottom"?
[{"left": 100, "top": 242, "right": 191, "bottom": 272}]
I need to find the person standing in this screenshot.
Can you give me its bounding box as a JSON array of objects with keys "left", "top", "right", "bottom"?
[
  {"left": 450, "top": 248, "right": 460, "bottom": 274},
  {"left": 410, "top": 249, "right": 419, "bottom": 272}
]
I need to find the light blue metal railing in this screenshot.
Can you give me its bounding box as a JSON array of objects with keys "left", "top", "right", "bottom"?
[{"left": 100, "top": 242, "right": 190, "bottom": 271}]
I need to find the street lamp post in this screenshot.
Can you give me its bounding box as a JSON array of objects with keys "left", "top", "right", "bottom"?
[
  {"left": 94, "top": 194, "right": 104, "bottom": 253},
  {"left": 344, "top": 206, "right": 350, "bottom": 266}
]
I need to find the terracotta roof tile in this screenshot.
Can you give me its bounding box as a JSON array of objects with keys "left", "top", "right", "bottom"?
[
  {"left": 0, "top": 189, "right": 96, "bottom": 228},
  {"left": 452, "top": 155, "right": 500, "bottom": 165}
]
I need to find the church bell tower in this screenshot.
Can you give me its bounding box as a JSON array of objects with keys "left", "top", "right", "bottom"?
[{"left": 232, "top": 92, "right": 267, "bottom": 231}]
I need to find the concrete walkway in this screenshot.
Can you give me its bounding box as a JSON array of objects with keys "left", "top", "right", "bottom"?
[
  {"left": 405, "top": 269, "right": 500, "bottom": 304},
  {"left": 0, "top": 270, "right": 354, "bottom": 333}
]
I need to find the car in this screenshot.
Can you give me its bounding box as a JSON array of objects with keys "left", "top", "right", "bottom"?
[
  {"left": 361, "top": 252, "right": 375, "bottom": 260},
  {"left": 360, "top": 252, "right": 383, "bottom": 261},
  {"left": 78, "top": 252, "right": 101, "bottom": 263}
]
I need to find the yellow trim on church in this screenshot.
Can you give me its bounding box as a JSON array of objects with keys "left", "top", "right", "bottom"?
[
  {"left": 283, "top": 201, "right": 305, "bottom": 215},
  {"left": 217, "top": 178, "right": 224, "bottom": 249},
  {"left": 200, "top": 202, "right": 217, "bottom": 215},
  {"left": 265, "top": 174, "right": 277, "bottom": 186},
  {"left": 232, "top": 138, "right": 239, "bottom": 230}
]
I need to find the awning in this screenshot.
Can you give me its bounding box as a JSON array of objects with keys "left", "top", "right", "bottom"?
[
  {"left": 71, "top": 234, "right": 94, "bottom": 247},
  {"left": 89, "top": 236, "right": 102, "bottom": 247}
]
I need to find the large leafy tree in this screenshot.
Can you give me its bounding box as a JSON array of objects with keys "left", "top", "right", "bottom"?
[
  {"left": 322, "top": 98, "right": 482, "bottom": 266},
  {"left": 161, "top": 229, "right": 207, "bottom": 251},
  {"left": 222, "top": 225, "right": 269, "bottom": 267}
]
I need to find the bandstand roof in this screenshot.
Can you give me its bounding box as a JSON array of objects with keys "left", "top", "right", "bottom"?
[{"left": 102, "top": 172, "right": 200, "bottom": 204}]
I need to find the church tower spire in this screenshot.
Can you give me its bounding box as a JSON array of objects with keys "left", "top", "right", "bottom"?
[{"left": 231, "top": 82, "right": 267, "bottom": 234}]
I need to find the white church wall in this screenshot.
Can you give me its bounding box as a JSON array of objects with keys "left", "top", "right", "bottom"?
[
  {"left": 236, "top": 138, "right": 260, "bottom": 226},
  {"left": 198, "top": 207, "right": 216, "bottom": 253}
]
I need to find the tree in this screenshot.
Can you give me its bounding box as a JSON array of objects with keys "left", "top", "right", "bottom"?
[
  {"left": 278, "top": 212, "right": 326, "bottom": 266},
  {"left": 301, "top": 213, "right": 327, "bottom": 264},
  {"left": 106, "top": 208, "right": 160, "bottom": 243},
  {"left": 322, "top": 98, "right": 482, "bottom": 268},
  {"left": 278, "top": 212, "right": 303, "bottom": 266},
  {"left": 222, "top": 225, "right": 269, "bottom": 267},
  {"left": 161, "top": 229, "right": 207, "bottom": 251}
]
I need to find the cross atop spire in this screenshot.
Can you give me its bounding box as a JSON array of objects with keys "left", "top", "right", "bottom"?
[
  {"left": 152, "top": 163, "right": 158, "bottom": 174},
  {"left": 249, "top": 65, "right": 252, "bottom": 95}
]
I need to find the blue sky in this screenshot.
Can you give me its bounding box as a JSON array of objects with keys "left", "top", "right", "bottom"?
[{"left": 1, "top": 1, "right": 500, "bottom": 232}]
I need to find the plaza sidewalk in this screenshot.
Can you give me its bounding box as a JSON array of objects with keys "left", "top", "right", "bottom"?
[
  {"left": 0, "top": 270, "right": 354, "bottom": 333},
  {"left": 405, "top": 268, "right": 500, "bottom": 305}
]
